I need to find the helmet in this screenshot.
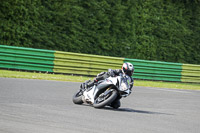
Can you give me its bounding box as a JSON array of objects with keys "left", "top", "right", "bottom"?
[{"left": 122, "top": 62, "right": 134, "bottom": 76}]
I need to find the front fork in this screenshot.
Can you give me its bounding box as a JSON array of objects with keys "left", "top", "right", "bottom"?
[{"left": 82, "top": 85, "right": 98, "bottom": 104}]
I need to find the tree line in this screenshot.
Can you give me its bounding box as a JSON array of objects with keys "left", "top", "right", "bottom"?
[{"left": 0, "top": 0, "right": 200, "bottom": 64}]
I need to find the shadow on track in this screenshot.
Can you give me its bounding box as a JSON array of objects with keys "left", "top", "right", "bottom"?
[
  {"left": 76, "top": 104, "right": 173, "bottom": 115},
  {"left": 102, "top": 107, "right": 173, "bottom": 115}
]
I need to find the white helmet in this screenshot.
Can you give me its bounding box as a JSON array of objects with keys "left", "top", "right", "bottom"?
[{"left": 122, "top": 62, "right": 134, "bottom": 76}]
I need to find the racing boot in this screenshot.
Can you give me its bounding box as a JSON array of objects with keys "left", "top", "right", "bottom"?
[
  {"left": 80, "top": 80, "right": 91, "bottom": 90},
  {"left": 85, "top": 78, "right": 99, "bottom": 91},
  {"left": 110, "top": 99, "right": 121, "bottom": 109},
  {"left": 85, "top": 81, "right": 94, "bottom": 91}
]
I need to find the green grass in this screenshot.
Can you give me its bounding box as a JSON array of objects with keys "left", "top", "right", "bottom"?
[
  {"left": 0, "top": 70, "right": 200, "bottom": 90},
  {"left": 0, "top": 70, "right": 90, "bottom": 82},
  {"left": 135, "top": 80, "right": 200, "bottom": 90}
]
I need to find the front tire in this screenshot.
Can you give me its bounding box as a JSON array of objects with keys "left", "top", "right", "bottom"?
[
  {"left": 93, "top": 89, "right": 118, "bottom": 108},
  {"left": 72, "top": 90, "right": 83, "bottom": 104}
]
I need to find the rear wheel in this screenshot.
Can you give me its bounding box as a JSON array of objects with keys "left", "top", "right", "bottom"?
[
  {"left": 72, "top": 90, "right": 83, "bottom": 104},
  {"left": 93, "top": 89, "right": 118, "bottom": 108}
]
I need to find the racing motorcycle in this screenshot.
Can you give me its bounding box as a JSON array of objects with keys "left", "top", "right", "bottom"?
[{"left": 72, "top": 73, "right": 132, "bottom": 109}]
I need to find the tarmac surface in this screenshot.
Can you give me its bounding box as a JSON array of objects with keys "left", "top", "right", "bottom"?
[{"left": 0, "top": 78, "right": 200, "bottom": 133}]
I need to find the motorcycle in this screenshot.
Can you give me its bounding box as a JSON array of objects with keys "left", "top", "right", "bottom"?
[{"left": 72, "top": 73, "right": 132, "bottom": 109}]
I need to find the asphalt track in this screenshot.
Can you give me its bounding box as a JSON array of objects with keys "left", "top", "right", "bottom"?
[{"left": 0, "top": 78, "right": 199, "bottom": 133}]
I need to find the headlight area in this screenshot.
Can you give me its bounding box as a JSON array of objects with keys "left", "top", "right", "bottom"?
[{"left": 120, "top": 82, "right": 128, "bottom": 91}]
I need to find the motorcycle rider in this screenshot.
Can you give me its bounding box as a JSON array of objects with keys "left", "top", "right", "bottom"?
[{"left": 80, "top": 62, "right": 134, "bottom": 108}]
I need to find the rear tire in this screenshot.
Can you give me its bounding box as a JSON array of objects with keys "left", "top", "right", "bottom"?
[
  {"left": 93, "top": 89, "right": 118, "bottom": 108},
  {"left": 72, "top": 90, "right": 83, "bottom": 104}
]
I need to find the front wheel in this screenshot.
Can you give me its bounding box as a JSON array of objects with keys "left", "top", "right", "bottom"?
[
  {"left": 72, "top": 90, "right": 83, "bottom": 104},
  {"left": 93, "top": 89, "right": 118, "bottom": 108}
]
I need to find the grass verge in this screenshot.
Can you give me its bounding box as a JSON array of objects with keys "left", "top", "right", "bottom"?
[{"left": 0, "top": 70, "right": 199, "bottom": 90}]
